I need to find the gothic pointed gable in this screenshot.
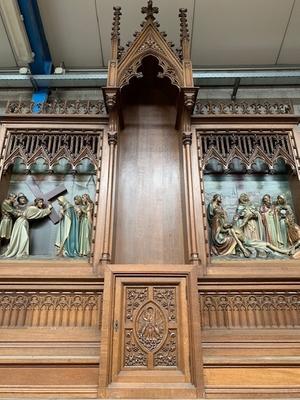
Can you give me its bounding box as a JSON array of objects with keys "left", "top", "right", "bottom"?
[
  {"left": 117, "top": 21, "right": 184, "bottom": 88},
  {"left": 107, "top": 1, "right": 193, "bottom": 90}
]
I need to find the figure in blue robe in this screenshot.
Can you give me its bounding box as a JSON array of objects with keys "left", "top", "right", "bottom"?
[{"left": 55, "top": 196, "right": 79, "bottom": 257}]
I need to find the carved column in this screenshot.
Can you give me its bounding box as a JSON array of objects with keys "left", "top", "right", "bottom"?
[
  {"left": 0, "top": 124, "right": 7, "bottom": 181},
  {"left": 94, "top": 89, "right": 119, "bottom": 268},
  {"left": 181, "top": 89, "right": 200, "bottom": 265}
]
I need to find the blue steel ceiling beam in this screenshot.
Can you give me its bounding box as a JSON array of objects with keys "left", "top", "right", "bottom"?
[
  {"left": 0, "top": 70, "right": 300, "bottom": 89},
  {"left": 17, "top": 0, "right": 52, "bottom": 109}
]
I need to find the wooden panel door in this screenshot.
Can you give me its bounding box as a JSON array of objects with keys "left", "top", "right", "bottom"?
[{"left": 99, "top": 265, "right": 203, "bottom": 399}]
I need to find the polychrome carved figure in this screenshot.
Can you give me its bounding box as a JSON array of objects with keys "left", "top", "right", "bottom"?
[
  {"left": 0, "top": 193, "right": 18, "bottom": 241},
  {"left": 4, "top": 198, "right": 52, "bottom": 258}
]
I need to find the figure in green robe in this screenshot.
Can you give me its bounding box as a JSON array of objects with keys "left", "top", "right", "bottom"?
[
  {"left": 0, "top": 193, "right": 18, "bottom": 241},
  {"left": 55, "top": 196, "right": 79, "bottom": 257},
  {"left": 4, "top": 198, "right": 52, "bottom": 258},
  {"left": 78, "top": 193, "right": 94, "bottom": 256}
]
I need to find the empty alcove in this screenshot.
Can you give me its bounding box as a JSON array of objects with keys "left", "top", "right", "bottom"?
[{"left": 113, "top": 56, "right": 186, "bottom": 264}]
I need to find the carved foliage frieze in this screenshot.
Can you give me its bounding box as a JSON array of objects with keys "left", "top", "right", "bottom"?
[
  {"left": 5, "top": 100, "right": 107, "bottom": 116},
  {"left": 2, "top": 128, "right": 103, "bottom": 173},
  {"left": 199, "top": 291, "right": 300, "bottom": 329},
  {"left": 124, "top": 286, "right": 177, "bottom": 368},
  {"left": 194, "top": 100, "right": 294, "bottom": 115},
  {"left": 0, "top": 291, "right": 102, "bottom": 328}
]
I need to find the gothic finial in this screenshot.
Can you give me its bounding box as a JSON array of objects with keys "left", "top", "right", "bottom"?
[
  {"left": 141, "top": 0, "right": 159, "bottom": 22},
  {"left": 111, "top": 6, "right": 122, "bottom": 40},
  {"left": 179, "top": 8, "right": 189, "bottom": 41}
]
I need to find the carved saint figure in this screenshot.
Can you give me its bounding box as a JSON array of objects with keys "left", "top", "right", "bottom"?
[
  {"left": 274, "top": 194, "right": 295, "bottom": 249},
  {"left": 0, "top": 193, "right": 18, "bottom": 241},
  {"left": 207, "top": 194, "right": 255, "bottom": 257},
  {"left": 4, "top": 198, "right": 52, "bottom": 258},
  {"left": 55, "top": 196, "right": 79, "bottom": 257},
  {"left": 78, "top": 193, "right": 94, "bottom": 256},
  {"left": 233, "top": 193, "right": 264, "bottom": 241},
  {"left": 207, "top": 194, "right": 237, "bottom": 256},
  {"left": 140, "top": 306, "right": 162, "bottom": 343},
  {"left": 207, "top": 192, "right": 298, "bottom": 259},
  {"left": 259, "top": 194, "right": 278, "bottom": 246},
  {"left": 73, "top": 195, "right": 82, "bottom": 220}
]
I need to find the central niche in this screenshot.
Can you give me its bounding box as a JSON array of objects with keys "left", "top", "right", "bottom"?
[{"left": 114, "top": 56, "right": 185, "bottom": 264}]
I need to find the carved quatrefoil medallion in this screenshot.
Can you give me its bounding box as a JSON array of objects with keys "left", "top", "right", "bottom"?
[{"left": 134, "top": 301, "right": 167, "bottom": 352}]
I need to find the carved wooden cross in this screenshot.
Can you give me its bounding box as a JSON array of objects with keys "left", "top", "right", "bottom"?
[
  {"left": 26, "top": 176, "right": 67, "bottom": 224},
  {"left": 142, "top": 0, "right": 158, "bottom": 21}
]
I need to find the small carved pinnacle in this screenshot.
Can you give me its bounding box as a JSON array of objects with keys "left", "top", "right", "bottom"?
[
  {"left": 141, "top": 0, "right": 159, "bottom": 22},
  {"left": 111, "top": 6, "right": 122, "bottom": 40},
  {"left": 176, "top": 47, "right": 183, "bottom": 60},
  {"left": 179, "top": 8, "right": 190, "bottom": 41}
]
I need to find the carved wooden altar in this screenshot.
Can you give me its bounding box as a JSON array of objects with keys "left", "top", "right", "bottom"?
[{"left": 0, "top": 1, "right": 300, "bottom": 398}]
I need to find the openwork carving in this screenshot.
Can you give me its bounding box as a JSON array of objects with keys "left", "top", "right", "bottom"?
[
  {"left": 2, "top": 128, "right": 102, "bottom": 173},
  {"left": 124, "top": 329, "right": 148, "bottom": 367},
  {"left": 135, "top": 301, "right": 167, "bottom": 352},
  {"left": 126, "top": 288, "right": 148, "bottom": 321},
  {"left": 197, "top": 130, "right": 296, "bottom": 172},
  {"left": 199, "top": 291, "right": 300, "bottom": 329},
  {"left": 156, "top": 57, "right": 181, "bottom": 88},
  {"left": 119, "top": 58, "right": 143, "bottom": 88},
  {"left": 0, "top": 291, "right": 102, "bottom": 328},
  {"left": 115, "top": 1, "right": 184, "bottom": 89},
  {"left": 194, "top": 100, "right": 294, "bottom": 115},
  {"left": 5, "top": 100, "right": 107, "bottom": 116},
  {"left": 153, "top": 288, "right": 176, "bottom": 322},
  {"left": 154, "top": 330, "right": 177, "bottom": 367}
]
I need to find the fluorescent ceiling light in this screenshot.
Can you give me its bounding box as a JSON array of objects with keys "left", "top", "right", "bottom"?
[{"left": 0, "top": 0, "right": 33, "bottom": 66}]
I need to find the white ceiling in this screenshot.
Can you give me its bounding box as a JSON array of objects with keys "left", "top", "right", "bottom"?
[
  {"left": 1, "top": 0, "right": 300, "bottom": 70},
  {"left": 0, "top": 13, "right": 17, "bottom": 68}
]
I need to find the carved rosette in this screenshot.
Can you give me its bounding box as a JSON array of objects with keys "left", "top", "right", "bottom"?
[{"left": 124, "top": 286, "right": 178, "bottom": 368}]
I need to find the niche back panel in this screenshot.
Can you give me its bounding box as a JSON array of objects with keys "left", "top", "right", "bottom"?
[{"left": 114, "top": 103, "right": 185, "bottom": 264}]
